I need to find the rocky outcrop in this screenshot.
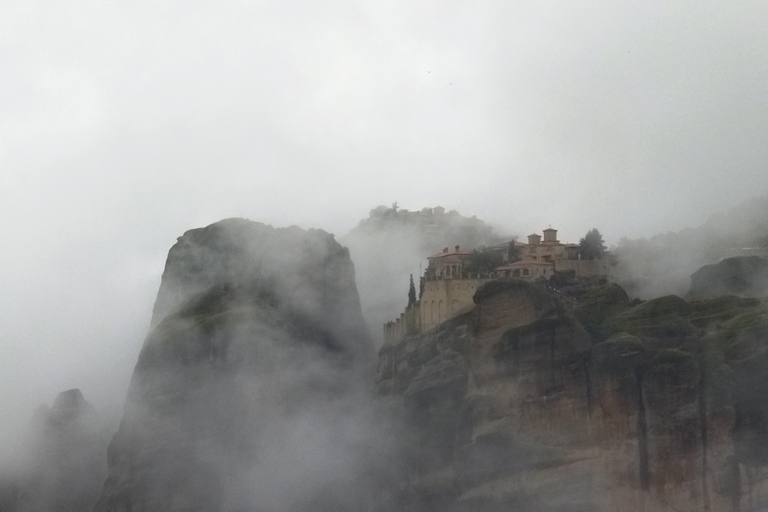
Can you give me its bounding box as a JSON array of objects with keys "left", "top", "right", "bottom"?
[
  {"left": 95, "top": 219, "right": 375, "bottom": 512},
  {"left": 573, "top": 283, "right": 630, "bottom": 341},
  {"left": 150, "top": 219, "right": 371, "bottom": 359},
  {"left": 375, "top": 279, "right": 768, "bottom": 511},
  {"left": 687, "top": 256, "right": 768, "bottom": 300},
  {"left": 1, "top": 389, "right": 115, "bottom": 512}
]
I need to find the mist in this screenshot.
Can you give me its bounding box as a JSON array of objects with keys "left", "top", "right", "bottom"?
[{"left": 2, "top": 0, "right": 768, "bottom": 510}]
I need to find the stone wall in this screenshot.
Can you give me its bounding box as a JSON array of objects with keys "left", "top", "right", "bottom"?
[
  {"left": 420, "top": 278, "right": 489, "bottom": 332},
  {"left": 383, "top": 302, "right": 421, "bottom": 344},
  {"left": 383, "top": 278, "right": 490, "bottom": 345},
  {"left": 555, "top": 258, "right": 612, "bottom": 279}
]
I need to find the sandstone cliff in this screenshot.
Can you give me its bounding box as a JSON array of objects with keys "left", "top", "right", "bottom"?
[
  {"left": 376, "top": 279, "right": 768, "bottom": 511},
  {"left": 94, "top": 219, "right": 377, "bottom": 512}
]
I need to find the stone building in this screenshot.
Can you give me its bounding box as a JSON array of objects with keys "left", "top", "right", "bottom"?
[
  {"left": 496, "top": 228, "right": 610, "bottom": 281},
  {"left": 426, "top": 245, "right": 473, "bottom": 279},
  {"left": 418, "top": 277, "right": 487, "bottom": 331},
  {"left": 383, "top": 227, "right": 612, "bottom": 344},
  {"left": 383, "top": 277, "right": 488, "bottom": 343}
]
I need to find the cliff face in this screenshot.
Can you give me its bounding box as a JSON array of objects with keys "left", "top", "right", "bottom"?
[
  {"left": 376, "top": 279, "right": 768, "bottom": 512},
  {"left": 95, "top": 219, "right": 376, "bottom": 512}
]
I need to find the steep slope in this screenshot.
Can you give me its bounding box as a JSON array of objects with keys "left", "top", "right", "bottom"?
[
  {"left": 376, "top": 278, "right": 768, "bottom": 511},
  {"left": 95, "top": 219, "right": 377, "bottom": 512}
]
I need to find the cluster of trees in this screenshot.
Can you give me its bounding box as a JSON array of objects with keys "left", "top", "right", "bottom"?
[
  {"left": 463, "top": 247, "right": 504, "bottom": 275},
  {"left": 579, "top": 228, "right": 606, "bottom": 260}
]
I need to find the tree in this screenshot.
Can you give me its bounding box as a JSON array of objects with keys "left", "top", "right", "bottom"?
[
  {"left": 507, "top": 239, "right": 521, "bottom": 262},
  {"left": 463, "top": 246, "right": 503, "bottom": 276},
  {"left": 580, "top": 228, "right": 606, "bottom": 260},
  {"left": 408, "top": 274, "right": 417, "bottom": 306}
]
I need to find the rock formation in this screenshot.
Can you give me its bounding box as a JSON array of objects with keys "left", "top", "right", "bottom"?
[
  {"left": 375, "top": 278, "right": 768, "bottom": 511},
  {"left": 0, "top": 389, "right": 115, "bottom": 512},
  {"left": 687, "top": 256, "right": 768, "bottom": 300},
  {"left": 94, "top": 219, "right": 376, "bottom": 512},
  {"left": 28, "top": 215, "right": 765, "bottom": 512}
]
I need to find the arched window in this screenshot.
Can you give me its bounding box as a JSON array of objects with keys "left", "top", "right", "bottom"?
[{"left": 523, "top": 269, "right": 530, "bottom": 276}]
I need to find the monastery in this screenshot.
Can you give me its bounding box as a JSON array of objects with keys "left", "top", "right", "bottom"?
[{"left": 383, "top": 227, "right": 612, "bottom": 344}]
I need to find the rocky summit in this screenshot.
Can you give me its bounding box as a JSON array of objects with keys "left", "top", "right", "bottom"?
[{"left": 94, "top": 219, "right": 376, "bottom": 512}]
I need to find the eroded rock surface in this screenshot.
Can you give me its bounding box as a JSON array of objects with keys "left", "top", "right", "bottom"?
[
  {"left": 95, "top": 219, "right": 376, "bottom": 512},
  {"left": 375, "top": 279, "right": 768, "bottom": 511}
]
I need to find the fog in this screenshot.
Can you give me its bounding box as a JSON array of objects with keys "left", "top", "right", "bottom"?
[{"left": 2, "top": 0, "right": 768, "bottom": 506}]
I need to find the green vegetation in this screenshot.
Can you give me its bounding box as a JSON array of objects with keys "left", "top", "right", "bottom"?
[
  {"left": 463, "top": 246, "right": 503, "bottom": 275},
  {"left": 579, "top": 228, "right": 606, "bottom": 260},
  {"left": 651, "top": 348, "right": 695, "bottom": 370},
  {"left": 507, "top": 240, "right": 521, "bottom": 262},
  {"left": 595, "top": 332, "right": 646, "bottom": 357},
  {"left": 602, "top": 295, "right": 693, "bottom": 340}
]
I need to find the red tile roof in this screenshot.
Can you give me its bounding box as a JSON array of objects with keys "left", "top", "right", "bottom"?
[
  {"left": 428, "top": 248, "right": 473, "bottom": 258},
  {"left": 490, "top": 240, "right": 527, "bottom": 249}
]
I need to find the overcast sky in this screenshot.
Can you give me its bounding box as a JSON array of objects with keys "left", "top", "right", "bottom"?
[{"left": 2, "top": 0, "right": 768, "bottom": 452}]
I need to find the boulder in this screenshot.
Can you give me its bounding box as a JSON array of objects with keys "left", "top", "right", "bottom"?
[{"left": 687, "top": 256, "right": 768, "bottom": 300}]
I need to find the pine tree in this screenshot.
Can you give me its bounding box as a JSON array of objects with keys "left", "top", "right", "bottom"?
[
  {"left": 408, "top": 274, "right": 417, "bottom": 306},
  {"left": 579, "top": 228, "right": 606, "bottom": 260}
]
